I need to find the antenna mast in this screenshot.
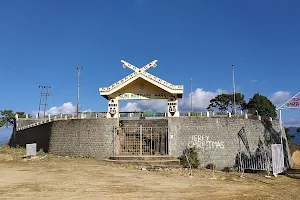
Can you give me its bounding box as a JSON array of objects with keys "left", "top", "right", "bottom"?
[
  {"left": 232, "top": 64, "right": 236, "bottom": 115},
  {"left": 76, "top": 66, "right": 84, "bottom": 119},
  {"left": 190, "top": 78, "right": 193, "bottom": 112}
]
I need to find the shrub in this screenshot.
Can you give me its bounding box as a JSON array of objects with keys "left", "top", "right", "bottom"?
[
  {"left": 205, "top": 163, "right": 216, "bottom": 170},
  {"left": 178, "top": 147, "right": 200, "bottom": 168},
  {"left": 37, "top": 148, "right": 46, "bottom": 156},
  {"left": 222, "top": 166, "right": 231, "bottom": 173}
]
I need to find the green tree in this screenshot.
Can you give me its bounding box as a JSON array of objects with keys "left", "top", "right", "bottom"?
[
  {"left": 207, "top": 93, "right": 246, "bottom": 114},
  {"left": 297, "top": 127, "right": 300, "bottom": 133},
  {"left": 285, "top": 127, "right": 290, "bottom": 134},
  {"left": 0, "top": 110, "right": 29, "bottom": 128},
  {"left": 246, "top": 93, "right": 277, "bottom": 118},
  {"left": 285, "top": 127, "right": 295, "bottom": 141},
  {"left": 178, "top": 147, "right": 200, "bottom": 168}
]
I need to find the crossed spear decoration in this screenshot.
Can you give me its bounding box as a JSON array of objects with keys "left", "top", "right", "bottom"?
[{"left": 121, "top": 60, "right": 158, "bottom": 73}]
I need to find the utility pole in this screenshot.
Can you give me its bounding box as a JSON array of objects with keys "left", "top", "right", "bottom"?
[
  {"left": 232, "top": 64, "right": 236, "bottom": 115},
  {"left": 190, "top": 78, "right": 193, "bottom": 112},
  {"left": 38, "top": 86, "right": 51, "bottom": 118},
  {"left": 38, "top": 86, "right": 44, "bottom": 118},
  {"left": 76, "top": 66, "right": 84, "bottom": 119}
]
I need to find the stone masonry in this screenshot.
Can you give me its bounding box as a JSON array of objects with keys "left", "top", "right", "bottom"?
[
  {"left": 49, "top": 119, "right": 118, "bottom": 157},
  {"left": 10, "top": 117, "right": 291, "bottom": 170},
  {"left": 11, "top": 118, "right": 118, "bottom": 158},
  {"left": 10, "top": 122, "right": 53, "bottom": 152},
  {"left": 167, "top": 117, "right": 292, "bottom": 169}
]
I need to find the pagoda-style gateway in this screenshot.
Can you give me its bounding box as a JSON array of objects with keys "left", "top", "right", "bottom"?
[{"left": 99, "top": 60, "right": 184, "bottom": 118}]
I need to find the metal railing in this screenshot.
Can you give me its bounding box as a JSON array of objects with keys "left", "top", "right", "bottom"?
[
  {"left": 15, "top": 111, "right": 277, "bottom": 131},
  {"left": 237, "top": 151, "right": 271, "bottom": 171}
]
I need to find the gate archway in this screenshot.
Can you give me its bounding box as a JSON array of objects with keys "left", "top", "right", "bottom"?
[
  {"left": 99, "top": 60, "right": 184, "bottom": 118},
  {"left": 115, "top": 126, "right": 168, "bottom": 155}
]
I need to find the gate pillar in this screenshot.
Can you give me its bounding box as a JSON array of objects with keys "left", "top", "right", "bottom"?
[
  {"left": 107, "top": 98, "right": 119, "bottom": 118},
  {"left": 168, "top": 96, "right": 179, "bottom": 117}
]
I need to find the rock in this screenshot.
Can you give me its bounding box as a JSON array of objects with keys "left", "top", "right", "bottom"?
[{"left": 141, "top": 167, "right": 147, "bottom": 171}]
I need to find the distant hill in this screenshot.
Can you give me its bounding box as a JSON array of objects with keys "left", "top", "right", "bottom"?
[
  {"left": 288, "top": 127, "right": 300, "bottom": 144},
  {"left": 0, "top": 127, "right": 12, "bottom": 146}
]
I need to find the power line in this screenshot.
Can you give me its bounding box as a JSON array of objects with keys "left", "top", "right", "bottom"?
[
  {"left": 0, "top": 64, "right": 40, "bottom": 86},
  {"left": 0, "top": 64, "right": 46, "bottom": 113},
  {"left": 191, "top": 69, "right": 231, "bottom": 90},
  {"left": 37, "top": 86, "right": 51, "bottom": 118}
]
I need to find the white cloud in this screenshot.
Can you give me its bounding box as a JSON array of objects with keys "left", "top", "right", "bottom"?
[
  {"left": 32, "top": 102, "right": 92, "bottom": 117},
  {"left": 120, "top": 102, "right": 142, "bottom": 112},
  {"left": 121, "top": 100, "right": 167, "bottom": 112},
  {"left": 82, "top": 109, "right": 92, "bottom": 113},
  {"left": 270, "top": 91, "right": 291, "bottom": 106},
  {"left": 284, "top": 116, "right": 300, "bottom": 127},
  {"left": 179, "top": 88, "right": 227, "bottom": 111},
  {"left": 120, "top": 88, "right": 227, "bottom": 112},
  {"left": 47, "top": 102, "right": 76, "bottom": 115},
  {"left": 138, "top": 100, "right": 168, "bottom": 112}
]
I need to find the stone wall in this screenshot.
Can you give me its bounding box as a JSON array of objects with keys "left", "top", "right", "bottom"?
[
  {"left": 10, "top": 122, "right": 53, "bottom": 152},
  {"left": 49, "top": 119, "right": 118, "bottom": 157},
  {"left": 10, "top": 117, "right": 292, "bottom": 169},
  {"left": 10, "top": 118, "right": 118, "bottom": 158},
  {"left": 168, "top": 117, "right": 292, "bottom": 169}
]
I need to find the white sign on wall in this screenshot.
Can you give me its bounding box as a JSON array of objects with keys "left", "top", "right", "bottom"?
[
  {"left": 118, "top": 93, "right": 168, "bottom": 100},
  {"left": 26, "top": 143, "right": 37, "bottom": 156}
]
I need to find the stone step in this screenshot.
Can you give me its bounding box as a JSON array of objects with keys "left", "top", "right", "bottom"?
[
  {"left": 287, "top": 168, "right": 300, "bottom": 174},
  {"left": 105, "top": 159, "right": 180, "bottom": 166},
  {"left": 110, "top": 155, "right": 177, "bottom": 161}
]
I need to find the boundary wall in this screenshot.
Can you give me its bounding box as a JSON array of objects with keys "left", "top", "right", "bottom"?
[{"left": 10, "top": 117, "right": 292, "bottom": 169}]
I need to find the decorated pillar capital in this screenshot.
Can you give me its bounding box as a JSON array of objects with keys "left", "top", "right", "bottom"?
[
  {"left": 107, "top": 98, "right": 119, "bottom": 118},
  {"left": 168, "top": 96, "right": 179, "bottom": 117}
]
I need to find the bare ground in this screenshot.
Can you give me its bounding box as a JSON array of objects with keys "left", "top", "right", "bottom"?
[{"left": 0, "top": 146, "right": 299, "bottom": 200}]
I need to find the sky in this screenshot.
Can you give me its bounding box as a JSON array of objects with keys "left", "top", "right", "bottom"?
[{"left": 0, "top": 0, "right": 300, "bottom": 134}]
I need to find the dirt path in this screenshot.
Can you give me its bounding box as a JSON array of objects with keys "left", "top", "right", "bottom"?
[{"left": 0, "top": 156, "right": 299, "bottom": 200}]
